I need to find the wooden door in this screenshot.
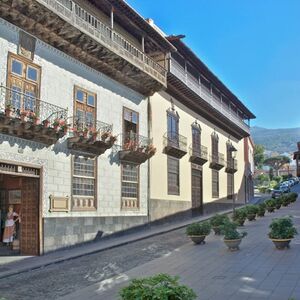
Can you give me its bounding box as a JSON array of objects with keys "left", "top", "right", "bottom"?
[
  {"left": 20, "top": 177, "right": 39, "bottom": 255},
  {"left": 191, "top": 167, "right": 203, "bottom": 210}
]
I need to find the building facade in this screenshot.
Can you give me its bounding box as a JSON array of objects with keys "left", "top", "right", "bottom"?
[
  {"left": 149, "top": 36, "right": 255, "bottom": 221},
  {"left": 294, "top": 142, "right": 300, "bottom": 177},
  {"left": 0, "top": 0, "right": 174, "bottom": 254}
]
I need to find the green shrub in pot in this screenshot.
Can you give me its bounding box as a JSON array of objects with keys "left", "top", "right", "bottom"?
[
  {"left": 210, "top": 214, "right": 229, "bottom": 235},
  {"left": 245, "top": 205, "right": 259, "bottom": 221},
  {"left": 289, "top": 192, "right": 298, "bottom": 203},
  {"left": 257, "top": 203, "right": 266, "bottom": 217},
  {"left": 275, "top": 197, "right": 282, "bottom": 209},
  {"left": 120, "top": 273, "right": 197, "bottom": 300},
  {"left": 265, "top": 199, "right": 276, "bottom": 212},
  {"left": 269, "top": 217, "right": 298, "bottom": 250},
  {"left": 232, "top": 207, "right": 247, "bottom": 226},
  {"left": 186, "top": 221, "right": 211, "bottom": 244},
  {"left": 281, "top": 195, "right": 291, "bottom": 207}
]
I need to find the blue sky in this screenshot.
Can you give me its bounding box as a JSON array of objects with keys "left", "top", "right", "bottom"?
[{"left": 127, "top": 0, "right": 300, "bottom": 129}]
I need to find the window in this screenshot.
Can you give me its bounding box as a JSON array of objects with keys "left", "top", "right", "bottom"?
[
  {"left": 168, "top": 156, "right": 180, "bottom": 195},
  {"left": 18, "top": 30, "right": 36, "bottom": 60},
  {"left": 211, "top": 132, "right": 219, "bottom": 156},
  {"left": 121, "top": 163, "right": 139, "bottom": 208},
  {"left": 227, "top": 173, "right": 234, "bottom": 199},
  {"left": 74, "top": 86, "right": 96, "bottom": 128},
  {"left": 7, "top": 53, "right": 40, "bottom": 115},
  {"left": 72, "top": 156, "right": 96, "bottom": 197},
  {"left": 192, "top": 126, "right": 201, "bottom": 154},
  {"left": 212, "top": 170, "right": 219, "bottom": 198}
]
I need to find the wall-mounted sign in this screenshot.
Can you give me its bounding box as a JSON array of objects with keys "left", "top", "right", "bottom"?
[{"left": 49, "top": 195, "right": 69, "bottom": 212}]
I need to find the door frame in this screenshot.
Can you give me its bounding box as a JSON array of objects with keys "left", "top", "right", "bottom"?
[
  {"left": 0, "top": 159, "right": 43, "bottom": 255},
  {"left": 191, "top": 164, "right": 203, "bottom": 211}
]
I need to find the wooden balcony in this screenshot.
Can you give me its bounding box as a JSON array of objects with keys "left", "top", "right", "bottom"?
[
  {"left": 189, "top": 145, "right": 208, "bottom": 166},
  {"left": 118, "top": 133, "right": 156, "bottom": 165},
  {"left": 163, "top": 132, "right": 187, "bottom": 159},
  {"left": 67, "top": 117, "right": 115, "bottom": 157},
  {"left": 209, "top": 153, "right": 225, "bottom": 170},
  {"left": 0, "top": 0, "right": 168, "bottom": 96},
  {"left": 225, "top": 158, "right": 238, "bottom": 174},
  {"left": 0, "top": 85, "right": 67, "bottom": 145}
]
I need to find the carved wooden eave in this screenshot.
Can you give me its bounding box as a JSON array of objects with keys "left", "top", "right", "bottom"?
[
  {"left": 167, "top": 73, "right": 249, "bottom": 140},
  {"left": 0, "top": 0, "right": 167, "bottom": 96},
  {"left": 0, "top": 114, "right": 65, "bottom": 145},
  {"left": 118, "top": 149, "right": 154, "bottom": 165},
  {"left": 67, "top": 136, "right": 114, "bottom": 157}
]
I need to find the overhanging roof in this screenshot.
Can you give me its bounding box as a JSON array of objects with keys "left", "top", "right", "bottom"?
[{"left": 167, "top": 35, "right": 256, "bottom": 119}]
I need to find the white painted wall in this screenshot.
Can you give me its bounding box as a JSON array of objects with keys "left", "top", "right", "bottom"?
[{"left": 0, "top": 19, "right": 148, "bottom": 218}]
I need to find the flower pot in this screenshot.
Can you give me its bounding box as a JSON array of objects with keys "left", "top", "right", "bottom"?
[
  {"left": 188, "top": 235, "right": 207, "bottom": 245},
  {"left": 275, "top": 204, "right": 281, "bottom": 209},
  {"left": 267, "top": 207, "right": 275, "bottom": 213},
  {"left": 235, "top": 219, "right": 245, "bottom": 226},
  {"left": 5, "top": 108, "right": 12, "bottom": 117},
  {"left": 257, "top": 211, "right": 265, "bottom": 217},
  {"left": 282, "top": 203, "right": 289, "bottom": 207},
  {"left": 224, "top": 238, "right": 242, "bottom": 251},
  {"left": 247, "top": 214, "right": 256, "bottom": 221},
  {"left": 212, "top": 226, "right": 221, "bottom": 235},
  {"left": 270, "top": 238, "right": 292, "bottom": 250}
]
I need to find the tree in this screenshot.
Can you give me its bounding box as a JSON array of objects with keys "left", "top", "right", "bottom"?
[
  {"left": 254, "top": 144, "right": 265, "bottom": 168},
  {"left": 263, "top": 155, "right": 291, "bottom": 176}
]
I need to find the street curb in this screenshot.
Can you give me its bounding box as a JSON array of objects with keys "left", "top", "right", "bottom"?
[{"left": 0, "top": 209, "right": 235, "bottom": 280}]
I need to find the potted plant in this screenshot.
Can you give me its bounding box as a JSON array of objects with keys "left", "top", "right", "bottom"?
[
  {"left": 289, "top": 192, "right": 298, "bottom": 203},
  {"left": 186, "top": 221, "right": 211, "bottom": 244},
  {"left": 275, "top": 197, "right": 282, "bottom": 209},
  {"left": 265, "top": 199, "right": 276, "bottom": 212},
  {"left": 220, "top": 221, "right": 247, "bottom": 251},
  {"left": 42, "top": 119, "right": 50, "bottom": 128},
  {"left": 120, "top": 273, "right": 197, "bottom": 300},
  {"left": 210, "top": 214, "right": 229, "bottom": 235},
  {"left": 232, "top": 207, "right": 247, "bottom": 226},
  {"left": 245, "top": 205, "right": 259, "bottom": 221},
  {"left": 281, "top": 195, "right": 291, "bottom": 207},
  {"left": 257, "top": 203, "right": 266, "bottom": 217},
  {"left": 269, "top": 217, "right": 298, "bottom": 250}
]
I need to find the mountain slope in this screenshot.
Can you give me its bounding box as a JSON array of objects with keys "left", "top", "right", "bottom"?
[{"left": 251, "top": 126, "right": 300, "bottom": 154}]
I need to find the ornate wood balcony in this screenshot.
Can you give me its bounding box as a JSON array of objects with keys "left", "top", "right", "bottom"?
[
  {"left": 0, "top": 85, "right": 67, "bottom": 145},
  {"left": 163, "top": 132, "right": 187, "bottom": 159},
  {"left": 225, "top": 158, "right": 238, "bottom": 173},
  {"left": 118, "top": 133, "right": 156, "bottom": 165},
  {"left": 189, "top": 145, "right": 208, "bottom": 165},
  {"left": 0, "top": 0, "right": 168, "bottom": 96},
  {"left": 209, "top": 153, "right": 225, "bottom": 170},
  {"left": 67, "top": 117, "right": 115, "bottom": 157}
]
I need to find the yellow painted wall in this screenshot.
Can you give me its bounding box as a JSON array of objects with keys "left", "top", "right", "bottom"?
[{"left": 149, "top": 91, "right": 246, "bottom": 206}]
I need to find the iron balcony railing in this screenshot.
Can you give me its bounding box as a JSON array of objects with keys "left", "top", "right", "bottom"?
[
  {"left": 227, "top": 158, "right": 238, "bottom": 170},
  {"left": 36, "top": 0, "right": 167, "bottom": 86},
  {"left": 210, "top": 153, "right": 225, "bottom": 166},
  {"left": 0, "top": 85, "right": 67, "bottom": 124},
  {"left": 163, "top": 132, "right": 187, "bottom": 152},
  {"left": 120, "top": 132, "right": 154, "bottom": 152},
  {"left": 189, "top": 144, "right": 208, "bottom": 161},
  {"left": 69, "top": 115, "right": 113, "bottom": 140},
  {"left": 169, "top": 59, "right": 250, "bottom": 133}
]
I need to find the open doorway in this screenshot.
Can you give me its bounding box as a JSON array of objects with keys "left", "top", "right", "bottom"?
[{"left": 0, "top": 164, "right": 40, "bottom": 256}]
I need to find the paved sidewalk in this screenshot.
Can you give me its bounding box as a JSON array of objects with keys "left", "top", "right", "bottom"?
[
  {"left": 60, "top": 194, "right": 300, "bottom": 300},
  {"left": 0, "top": 208, "right": 234, "bottom": 279}
]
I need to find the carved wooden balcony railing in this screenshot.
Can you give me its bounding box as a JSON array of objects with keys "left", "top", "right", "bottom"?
[
  {"left": 225, "top": 158, "right": 238, "bottom": 174},
  {"left": 189, "top": 144, "right": 208, "bottom": 165},
  {"left": 118, "top": 133, "right": 156, "bottom": 164},
  {"left": 209, "top": 153, "right": 225, "bottom": 170},
  {"left": 163, "top": 132, "right": 187, "bottom": 159},
  {"left": 67, "top": 116, "right": 115, "bottom": 156},
  {"left": 0, "top": 85, "right": 67, "bottom": 145}
]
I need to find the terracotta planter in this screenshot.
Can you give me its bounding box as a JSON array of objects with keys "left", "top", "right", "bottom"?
[
  {"left": 234, "top": 219, "right": 245, "bottom": 226},
  {"left": 270, "top": 238, "right": 292, "bottom": 250},
  {"left": 247, "top": 214, "right": 256, "bottom": 221},
  {"left": 188, "top": 235, "right": 207, "bottom": 245},
  {"left": 267, "top": 207, "right": 275, "bottom": 213},
  {"left": 282, "top": 203, "right": 289, "bottom": 207},
  {"left": 275, "top": 204, "right": 281, "bottom": 209},
  {"left": 5, "top": 108, "right": 12, "bottom": 117},
  {"left": 212, "top": 226, "right": 221, "bottom": 235},
  {"left": 257, "top": 212, "right": 265, "bottom": 217},
  {"left": 224, "top": 238, "right": 242, "bottom": 251}
]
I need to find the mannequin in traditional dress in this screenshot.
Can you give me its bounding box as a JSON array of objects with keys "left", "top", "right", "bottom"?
[{"left": 3, "top": 205, "right": 19, "bottom": 245}]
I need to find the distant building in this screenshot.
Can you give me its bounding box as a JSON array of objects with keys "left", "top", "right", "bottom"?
[{"left": 293, "top": 142, "right": 300, "bottom": 177}]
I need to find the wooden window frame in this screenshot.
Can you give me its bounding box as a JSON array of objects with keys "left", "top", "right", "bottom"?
[
  {"left": 122, "top": 106, "right": 139, "bottom": 135},
  {"left": 212, "top": 169, "right": 219, "bottom": 198},
  {"left": 227, "top": 173, "right": 234, "bottom": 200},
  {"left": 211, "top": 132, "right": 219, "bottom": 157},
  {"left": 192, "top": 124, "right": 201, "bottom": 153},
  {"left": 168, "top": 156, "right": 180, "bottom": 195}
]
